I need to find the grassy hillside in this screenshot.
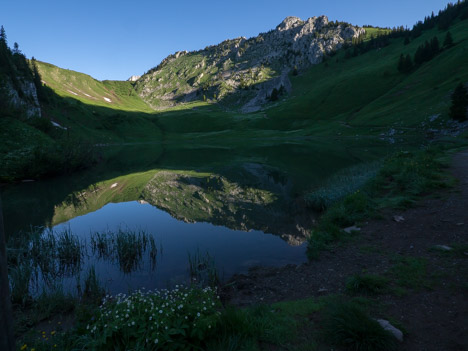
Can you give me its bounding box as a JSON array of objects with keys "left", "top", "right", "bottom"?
[
  {"left": 37, "top": 61, "right": 153, "bottom": 112},
  {"left": 3, "top": 8, "right": 467, "bottom": 184},
  {"left": 153, "top": 17, "right": 468, "bottom": 142},
  {"left": 25, "top": 14, "right": 468, "bottom": 146},
  {"left": 266, "top": 20, "right": 468, "bottom": 134}
]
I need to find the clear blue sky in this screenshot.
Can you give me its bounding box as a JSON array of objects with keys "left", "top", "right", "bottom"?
[{"left": 0, "top": 0, "right": 451, "bottom": 81}]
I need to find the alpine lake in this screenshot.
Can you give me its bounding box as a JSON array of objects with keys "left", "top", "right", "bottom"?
[{"left": 2, "top": 138, "right": 394, "bottom": 295}]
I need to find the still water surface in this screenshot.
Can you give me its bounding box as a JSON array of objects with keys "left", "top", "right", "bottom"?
[{"left": 2, "top": 141, "right": 391, "bottom": 294}]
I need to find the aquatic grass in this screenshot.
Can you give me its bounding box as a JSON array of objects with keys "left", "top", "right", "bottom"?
[
  {"left": 91, "top": 228, "right": 158, "bottom": 274},
  {"left": 83, "top": 286, "right": 221, "bottom": 350},
  {"left": 8, "top": 261, "right": 34, "bottom": 307},
  {"left": 81, "top": 266, "right": 106, "bottom": 305},
  {"left": 115, "top": 228, "right": 148, "bottom": 273},
  {"left": 305, "top": 161, "right": 381, "bottom": 211},
  {"left": 188, "top": 249, "right": 220, "bottom": 288},
  {"left": 56, "top": 228, "right": 84, "bottom": 275},
  {"left": 90, "top": 230, "right": 113, "bottom": 259}
]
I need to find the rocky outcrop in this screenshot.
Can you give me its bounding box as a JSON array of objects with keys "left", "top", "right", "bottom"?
[
  {"left": 127, "top": 75, "right": 141, "bottom": 82},
  {"left": 241, "top": 72, "right": 292, "bottom": 113},
  {"left": 135, "top": 15, "right": 364, "bottom": 111},
  {"left": 2, "top": 77, "right": 41, "bottom": 117}
]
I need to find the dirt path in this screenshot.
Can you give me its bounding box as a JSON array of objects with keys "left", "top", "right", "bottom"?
[{"left": 221, "top": 150, "right": 468, "bottom": 351}]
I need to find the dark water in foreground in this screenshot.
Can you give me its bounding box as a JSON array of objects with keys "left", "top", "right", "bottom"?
[
  {"left": 53, "top": 201, "right": 306, "bottom": 293},
  {"left": 2, "top": 140, "right": 391, "bottom": 294}
]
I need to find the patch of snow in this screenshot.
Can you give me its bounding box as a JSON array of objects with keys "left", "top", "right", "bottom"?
[
  {"left": 67, "top": 90, "right": 78, "bottom": 96},
  {"left": 110, "top": 183, "right": 118, "bottom": 188},
  {"left": 51, "top": 121, "right": 67, "bottom": 130},
  {"left": 104, "top": 97, "right": 112, "bottom": 102},
  {"left": 84, "top": 93, "right": 92, "bottom": 97}
]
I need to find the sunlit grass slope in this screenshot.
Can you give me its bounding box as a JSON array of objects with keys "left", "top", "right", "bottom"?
[
  {"left": 34, "top": 19, "right": 468, "bottom": 144},
  {"left": 37, "top": 61, "right": 153, "bottom": 112}
]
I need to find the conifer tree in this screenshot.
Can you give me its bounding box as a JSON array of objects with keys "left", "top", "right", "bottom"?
[
  {"left": 450, "top": 82, "right": 468, "bottom": 121},
  {"left": 270, "top": 88, "right": 279, "bottom": 101},
  {"left": 398, "top": 54, "right": 413, "bottom": 73},
  {"left": 414, "top": 46, "right": 424, "bottom": 65},
  {"left": 430, "top": 36, "right": 440, "bottom": 54},
  {"left": 404, "top": 54, "right": 413, "bottom": 72},
  {"left": 12, "top": 42, "right": 20, "bottom": 55},
  {"left": 443, "top": 31, "right": 454, "bottom": 47},
  {"left": 397, "top": 54, "right": 405, "bottom": 73},
  {"left": 0, "top": 25, "right": 7, "bottom": 46},
  {"left": 31, "top": 57, "right": 43, "bottom": 100}
]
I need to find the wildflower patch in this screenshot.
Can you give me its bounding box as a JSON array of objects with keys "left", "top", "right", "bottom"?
[{"left": 85, "top": 286, "right": 221, "bottom": 350}]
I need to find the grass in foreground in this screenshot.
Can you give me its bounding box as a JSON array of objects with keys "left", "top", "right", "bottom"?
[
  {"left": 321, "top": 300, "right": 397, "bottom": 351},
  {"left": 307, "top": 146, "right": 452, "bottom": 259},
  {"left": 16, "top": 287, "right": 401, "bottom": 351}
]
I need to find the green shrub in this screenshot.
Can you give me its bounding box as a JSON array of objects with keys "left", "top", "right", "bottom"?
[
  {"left": 322, "top": 301, "right": 397, "bottom": 351},
  {"left": 391, "top": 256, "right": 428, "bottom": 289},
  {"left": 207, "top": 304, "right": 296, "bottom": 350},
  {"left": 346, "top": 274, "right": 389, "bottom": 295}
]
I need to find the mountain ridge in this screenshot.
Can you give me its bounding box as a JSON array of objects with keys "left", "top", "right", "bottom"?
[{"left": 134, "top": 15, "right": 365, "bottom": 111}]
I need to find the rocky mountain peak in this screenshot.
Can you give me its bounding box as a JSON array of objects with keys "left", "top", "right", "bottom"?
[
  {"left": 127, "top": 75, "right": 141, "bottom": 82},
  {"left": 136, "top": 15, "right": 365, "bottom": 112},
  {"left": 277, "top": 16, "right": 304, "bottom": 31}
]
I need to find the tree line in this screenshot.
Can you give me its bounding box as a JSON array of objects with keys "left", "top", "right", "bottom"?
[
  {"left": 0, "top": 25, "right": 44, "bottom": 110},
  {"left": 344, "top": 0, "right": 468, "bottom": 60},
  {"left": 397, "top": 32, "right": 453, "bottom": 74}
]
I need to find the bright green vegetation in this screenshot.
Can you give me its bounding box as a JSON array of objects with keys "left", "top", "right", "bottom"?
[
  {"left": 363, "top": 27, "right": 393, "bottom": 39},
  {"left": 36, "top": 61, "right": 153, "bottom": 112}
]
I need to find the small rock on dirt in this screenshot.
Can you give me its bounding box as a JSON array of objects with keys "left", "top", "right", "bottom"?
[
  {"left": 393, "top": 215, "right": 405, "bottom": 222},
  {"left": 433, "top": 245, "right": 453, "bottom": 251},
  {"left": 343, "top": 225, "right": 361, "bottom": 234},
  {"left": 376, "top": 319, "right": 404, "bottom": 342}
]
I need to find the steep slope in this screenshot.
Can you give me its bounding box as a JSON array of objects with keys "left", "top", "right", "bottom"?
[
  {"left": 263, "top": 18, "right": 468, "bottom": 136},
  {"left": 135, "top": 16, "right": 364, "bottom": 111},
  {"left": 153, "top": 15, "right": 468, "bottom": 143},
  {"left": 36, "top": 61, "right": 153, "bottom": 112}
]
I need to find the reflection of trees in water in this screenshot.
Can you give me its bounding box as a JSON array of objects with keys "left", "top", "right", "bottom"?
[{"left": 62, "top": 183, "right": 100, "bottom": 210}]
